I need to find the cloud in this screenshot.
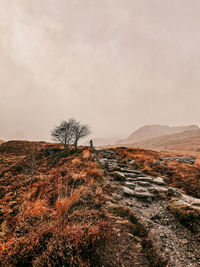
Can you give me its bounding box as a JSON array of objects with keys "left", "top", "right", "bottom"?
[{"left": 0, "top": 0, "right": 200, "bottom": 140}]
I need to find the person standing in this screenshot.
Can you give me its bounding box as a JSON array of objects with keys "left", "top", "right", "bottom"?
[{"left": 89, "top": 139, "right": 93, "bottom": 147}]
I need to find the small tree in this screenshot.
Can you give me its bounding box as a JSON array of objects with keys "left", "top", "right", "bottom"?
[
  {"left": 51, "top": 120, "right": 74, "bottom": 149},
  {"left": 51, "top": 119, "right": 91, "bottom": 150},
  {"left": 71, "top": 119, "right": 91, "bottom": 149}
]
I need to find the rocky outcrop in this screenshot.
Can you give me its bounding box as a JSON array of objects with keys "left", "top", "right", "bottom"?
[
  {"left": 96, "top": 148, "right": 200, "bottom": 267},
  {"left": 159, "top": 156, "right": 196, "bottom": 165}
]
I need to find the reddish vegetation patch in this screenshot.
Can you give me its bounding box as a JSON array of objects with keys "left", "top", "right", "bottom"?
[
  {"left": 0, "top": 141, "right": 108, "bottom": 266},
  {"left": 113, "top": 147, "right": 200, "bottom": 198}
]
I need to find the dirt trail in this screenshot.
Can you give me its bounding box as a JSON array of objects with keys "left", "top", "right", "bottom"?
[{"left": 95, "top": 148, "right": 200, "bottom": 267}]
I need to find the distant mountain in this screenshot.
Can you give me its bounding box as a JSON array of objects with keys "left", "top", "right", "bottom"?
[
  {"left": 118, "top": 128, "right": 200, "bottom": 153},
  {"left": 117, "top": 125, "right": 199, "bottom": 145}
]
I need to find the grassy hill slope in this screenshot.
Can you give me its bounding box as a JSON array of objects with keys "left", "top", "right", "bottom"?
[{"left": 123, "top": 129, "right": 200, "bottom": 153}]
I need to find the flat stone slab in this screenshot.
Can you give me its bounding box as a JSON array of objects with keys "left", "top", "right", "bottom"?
[
  {"left": 152, "top": 177, "right": 166, "bottom": 186},
  {"left": 149, "top": 186, "right": 168, "bottom": 199},
  {"left": 137, "top": 181, "right": 152, "bottom": 187},
  {"left": 124, "top": 181, "right": 136, "bottom": 189},
  {"left": 134, "top": 187, "right": 149, "bottom": 193},
  {"left": 119, "top": 168, "right": 143, "bottom": 175},
  {"left": 179, "top": 194, "right": 200, "bottom": 207},
  {"left": 133, "top": 191, "right": 154, "bottom": 201},
  {"left": 191, "top": 199, "right": 200, "bottom": 207},
  {"left": 135, "top": 176, "right": 153, "bottom": 182},
  {"left": 123, "top": 186, "right": 134, "bottom": 196},
  {"left": 123, "top": 173, "right": 138, "bottom": 178},
  {"left": 126, "top": 177, "right": 138, "bottom": 182},
  {"left": 149, "top": 186, "right": 168, "bottom": 194}
]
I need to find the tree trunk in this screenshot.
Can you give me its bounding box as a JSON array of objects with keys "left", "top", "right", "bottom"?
[{"left": 74, "top": 140, "right": 78, "bottom": 150}]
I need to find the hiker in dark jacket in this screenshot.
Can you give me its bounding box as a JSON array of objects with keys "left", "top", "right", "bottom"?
[{"left": 89, "top": 139, "right": 93, "bottom": 147}]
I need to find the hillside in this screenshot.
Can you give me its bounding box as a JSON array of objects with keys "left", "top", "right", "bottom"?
[
  {"left": 118, "top": 124, "right": 199, "bottom": 145},
  {"left": 0, "top": 141, "right": 200, "bottom": 266},
  {"left": 121, "top": 129, "right": 200, "bottom": 153}
]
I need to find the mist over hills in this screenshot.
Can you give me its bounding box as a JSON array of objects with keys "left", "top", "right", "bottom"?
[
  {"left": 88, "top": 124, "right": 200, "bottom": 153},
  {"left": 85, "top": 137, "right": 121, "bottom": 147},
  {"left": 116, "top": 124, "right": 200, "bottom": 153},
  {"left": 118, "top": 125, "right": 199, "bottom": 145},
  {"left": 2, "top": 124, "right": 200, "bottom": 153}
]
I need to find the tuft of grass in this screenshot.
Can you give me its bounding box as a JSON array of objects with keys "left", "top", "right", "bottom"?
[
  {"left": 81, "top": 150, "right": 91, "bottom": 160},
  {"left": 168, "top": 203, "right": 200, "bottom": 237},
  {"left": 56, "top": 188, "right": 82, "bottom": 217},
  {"left": 26, "top": 199, "right": 50, "bottom": 217}
]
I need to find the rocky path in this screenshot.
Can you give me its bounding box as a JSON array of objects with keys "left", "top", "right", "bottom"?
[{"left": 96, "top": 149, "right": 200, "bottom": 267}]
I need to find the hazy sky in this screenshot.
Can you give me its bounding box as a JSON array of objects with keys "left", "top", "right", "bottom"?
[{"left": 0, "top": 0, "right": 200, "bottom": 141}]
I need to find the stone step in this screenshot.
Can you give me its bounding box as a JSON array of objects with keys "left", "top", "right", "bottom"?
[
  {"left": 152, "top": 177, "right": 166, "bottom": 186},
  {"left": 123, "top": 173, "right": 139, "bottom": 178},
  {"left": 133, "top": 191, "right": 154, "bottom": 201},
  {"left": 123, "top": 186, "right": 134, "bottom": 196},
  {"left": 124, "top": 181, "right": 136, "bottom": 189},
  {"left": 119, "top": 168, "right": 143, "bottom": 175},
  {"left": 134, "top": 176, "right": 153, "bottom": 183},
  {"left": 137, "top": 181, "right": 152, "bottom": 187}
]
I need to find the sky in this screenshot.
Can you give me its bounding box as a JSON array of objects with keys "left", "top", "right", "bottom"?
[{"left": 0, "top": 0, "right": 200, "bottom": 141}]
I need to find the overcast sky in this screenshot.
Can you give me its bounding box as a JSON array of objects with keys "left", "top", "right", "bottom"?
[{"left": 0, "top": 0, "right": 200, "bottom": 141}]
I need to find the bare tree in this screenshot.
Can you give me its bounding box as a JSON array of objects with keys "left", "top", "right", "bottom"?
[
  {"left": 51, "top": 119, "right": 91, "bottom": 150},
  {"left": 71, "top": 119, "right": 91, "bottom": 149},
  {"left": 51, "top": 120, "right": 74, "bottom": 149}
]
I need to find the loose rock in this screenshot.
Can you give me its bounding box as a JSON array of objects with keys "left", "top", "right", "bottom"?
[{"left": 111, "top": 171, "right": 126, "bottom": 181}]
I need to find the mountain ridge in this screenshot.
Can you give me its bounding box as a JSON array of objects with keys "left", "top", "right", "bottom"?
[
  {"left": 117, "top": 124, "right": 199, "bottom": 145},
  {"left": 118, "top": 128, "right": 200, "bottom": 153}
]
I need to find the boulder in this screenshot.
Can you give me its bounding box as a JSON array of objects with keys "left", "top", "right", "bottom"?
[
  {"left": 167, "top": 187, "right": 182, "bottom": 198},
  {"left": 111, "top": 171, "right": 126, "bottom": 181}
]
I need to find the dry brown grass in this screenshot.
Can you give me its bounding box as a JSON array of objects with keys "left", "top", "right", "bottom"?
[
  {"left": 168, "top": 203, "right": 200, "bottom": 238},
  {"left": 26, "top": 199, "right": 50, "bottom": 217},
  {"left": 0, "top": 142, "right": 109, "bottom": 266},
  {"left": 56, "top": 187, "right": 83, "bottom": 217},
  {"left": 81, "top": 149, "right": 91, "bottom": 160}
]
